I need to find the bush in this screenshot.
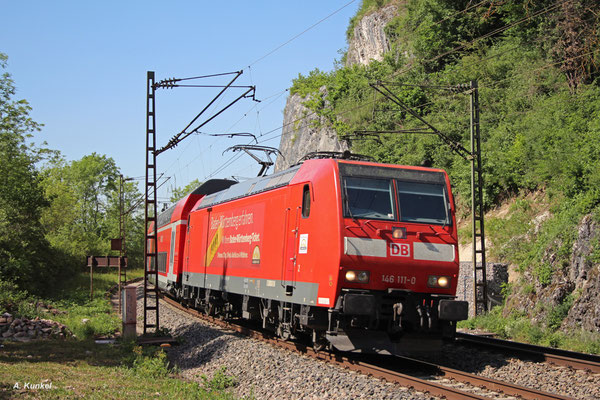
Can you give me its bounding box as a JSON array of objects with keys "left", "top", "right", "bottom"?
[
  {"left": 130, "top": 346, "right": 172, "bottom": 378},
  {"left": 547, "top": 294, "right": 575, "bottom": 331},
  {"left": 0, "top": 279, "right": 36, "bottom": 317},
  {"left": 201, "top": 366, "right": 238, "bottom": 391}
]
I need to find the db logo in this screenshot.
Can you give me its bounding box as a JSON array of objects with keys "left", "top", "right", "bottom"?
[{"left": 390, "top": 243, "right": 410, "bottom": 257}]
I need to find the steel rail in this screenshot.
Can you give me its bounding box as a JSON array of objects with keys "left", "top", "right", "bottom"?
[
  {"left": 159, "top": 294, "right": 573, "bottom": 399},
  {"left": 388, "top": 355, "right": 573, "bottom": 400},
  {"left": 160, "top": 295, "right": 486, "bottom": 400},
  {"left": 455, "top": 332, "right": 600, "bottom": 373}
]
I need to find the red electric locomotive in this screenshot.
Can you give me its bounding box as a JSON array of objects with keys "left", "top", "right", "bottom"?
[{"left": 154, "top": 156, "right": 468, "bottom": 355}]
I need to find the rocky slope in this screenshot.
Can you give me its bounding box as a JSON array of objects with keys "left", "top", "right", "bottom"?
[
  {"left": 505, "top": 213, "right": 600, "bottom": 332},
  {"left": 275, "top": 5, "right": 397, "bottom": 171},
  {"left": 274, "top": 88, "right": 348, "bottom": 172},
  {"left": 346, "top": 5, "right": 397, "bottom": 66}
]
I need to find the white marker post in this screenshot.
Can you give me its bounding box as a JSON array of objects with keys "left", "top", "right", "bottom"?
[{"left": 122, "top": 285, "right": 137, "bottom": 339}]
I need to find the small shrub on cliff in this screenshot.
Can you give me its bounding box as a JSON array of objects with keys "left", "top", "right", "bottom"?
[{"left": 547, "top": 294, "right": 575, "bottom": 331}]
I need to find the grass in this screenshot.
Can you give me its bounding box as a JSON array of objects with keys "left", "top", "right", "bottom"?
[
  {"left": 458, "top": 306, "right": 600, "bottom": 355},
  {"left": 0, "top": 268, "right": 244, "bottom": 399},
  {"left": 45, "top": 268, "right": 145, "bottom": 339},
  {"left": 0, "top": 339, "right": 240, "bottom": 399},
  {"left": 1, "top": 269, "right": 146, "bottom": 340}
]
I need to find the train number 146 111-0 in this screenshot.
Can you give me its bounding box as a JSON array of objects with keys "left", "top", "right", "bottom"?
[{"left": 381, "top": 275, "right": 416, "bottom": 285}]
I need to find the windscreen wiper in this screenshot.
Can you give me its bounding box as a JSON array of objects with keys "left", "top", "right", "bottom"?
[
  {"left": 442, "top": 188, "right": 450, "bottom": 228},
  {"left": 343, "top": 179, "right": 357, "bottom": 221}
]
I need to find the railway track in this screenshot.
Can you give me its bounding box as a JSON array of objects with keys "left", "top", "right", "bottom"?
[
  {"left": 455, "top": 332, "right": 600, "bottom": 373},
  {"left": 159, "top": 294, "right": 579, "bottom": 400}
]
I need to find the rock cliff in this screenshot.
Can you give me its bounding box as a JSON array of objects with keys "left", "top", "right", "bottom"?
[
  {"left": 346, "top": 5, "right": 397, "bottom": 66},
  {"left": 274, "top": 89, "right": 348, "bottom": 172},
  {"left": 505, "top": 213, "right": 600, "bottom": 332},
  {"left": 275, "top": 5, "right": 398, "bottom": 171},
  {"left": 563, "top": 215, "right": 600, "bottom": 331}
]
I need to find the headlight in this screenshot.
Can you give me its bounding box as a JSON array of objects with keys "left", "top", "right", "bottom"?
[
  {"left": 345, "top": 270, "right": 370, "bottom": 283},
  {"left": 392, "top": 227, "right": 407, "bottom": 239},
  {"left": 427, "top": 275, "right": 451, "bottom": 288},
  {"left": 345, "top": 271, "right": 356, "bottom": 281}
]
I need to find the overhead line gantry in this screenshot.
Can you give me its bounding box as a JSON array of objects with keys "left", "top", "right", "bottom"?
[
  {"left": 352, "top": 80, "right": 488, "bottom": 315},
  {"left": 143, "top": 70, "right": 258, "bottom": 334}
]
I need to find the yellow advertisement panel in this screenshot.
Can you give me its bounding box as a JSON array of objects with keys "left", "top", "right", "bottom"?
[{"left": 206, "top": 225, "right": 223, "bottom": 266}]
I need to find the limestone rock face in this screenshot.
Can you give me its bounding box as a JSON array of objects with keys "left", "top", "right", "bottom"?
[
  {"left": 505, "top": 213, "right": 600, "bottom": 332},
  {"left": 563, "top": 214, "right": 600, "bottom": 331},
  {"left": 346, "top": 5, "right": 397, "bottom": 67},
  {"left": 274, "top": 90, "right": 348, "bottom": 172},
  {"left": 275, "top": 5, "right": 400, "bottom": 171}
]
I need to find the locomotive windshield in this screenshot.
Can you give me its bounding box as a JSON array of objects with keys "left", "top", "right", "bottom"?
[
  {"left": 343, "top": 177, "right": 395, "bottom": 220},
  {"left": 339, "top": 163, "right": 451, "bottom": 225},
  {"left": 396, "top": 181, "right": 449, "bottom": 225}
]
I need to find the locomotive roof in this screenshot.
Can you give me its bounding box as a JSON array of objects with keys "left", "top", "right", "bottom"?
[
  {"left": 337, "top": 161, "right": 446, "bottom": 184},
  {"left": 196, "top": 165, "right": 302, "bottom": 210},
  {"left": 194, "top": 159, "right": 448, "bottom": 211}
]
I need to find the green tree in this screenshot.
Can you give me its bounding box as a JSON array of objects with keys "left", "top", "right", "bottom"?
[
  {"left": 41, "top": 153, "right": 144, "bottom": 266},
  {"left": 169, "top": 178, "right": 203, "bottom": 203},
  {"left": 105, "top": 177, "right": 145, "bottom": 269},
  {"left": 0, "top": 53, "right": 69, "bottom": 294},
  {"left": 41, "top": 153, "right": 117, "bottom": 257}
]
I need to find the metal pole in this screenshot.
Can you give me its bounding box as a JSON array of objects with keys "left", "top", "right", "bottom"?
[
  {"left": 470, "top": 83, "right": 476, "bottom": 315},
  {"left": 118, "top": 174, "right": 123, "bottom": 314},
  {"left": 470, "top": 80, "right": 488, "bottom": 315},
  {"left": 90, "top": 263, "right": 93, "bottom": 301},
  {"left": 144, "top": 71, "right": 160, "bottom": 334}
]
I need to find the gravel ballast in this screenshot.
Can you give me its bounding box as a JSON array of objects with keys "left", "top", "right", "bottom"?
[
  {"left": 432, "top": 343, "right": 600, "bottom": 400},
  {"left": 134, "top": 287, "right": 436, "bottom": 399},
  {"left": 133, "top": 286, "right": 600, "bottom": 399}
]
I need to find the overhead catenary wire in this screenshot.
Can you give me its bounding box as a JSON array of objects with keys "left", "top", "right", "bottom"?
[
  {"left": 154, "top": 71, "right": 242, "bottom": 87},
  {"left": 151, "top": 0, "right": 357, "bottom": 190},
  {"left": 187, "top": 0, "right": 358, "bottom": 180},
  {"left": 246, "top": 0, "right": 357, "bottom": 68},
  {"left": 168, "top": 0, "right": 566, "bottom": 185},
  {"left": 126, "top": 174, "right": 172, "bottom": 215},
  {"left": 156, "top": 71, "right": 257, "bottom": 155},
  {"left": 161, "top": 75, "right": 306, "bottom": 186},
  {"left": 165, "top": 1, "right": 494, "bottom": 183},
  {"left": 162, "top": 87, "right": 290, "bottom": 186}
]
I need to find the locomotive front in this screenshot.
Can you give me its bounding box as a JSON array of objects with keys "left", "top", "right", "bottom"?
[{"left": 327, "top": 161, "right": 468, "bottom": 355}]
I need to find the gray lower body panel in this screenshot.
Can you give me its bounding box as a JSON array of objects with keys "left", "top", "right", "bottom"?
[{"left": 182, "top": 271, "right": 320, "bottom": 306}]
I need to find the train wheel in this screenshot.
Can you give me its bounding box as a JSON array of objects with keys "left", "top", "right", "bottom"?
[
  {"left": 204, "top": 304, "right": 214, "bottom": 317},
  {"left": 277, "top": 323, "right": 291, "bottom": 340},
  {"left": 312, "top": 330, "right": 327, "bottom": 352},
  {"left": 313, "top": 341, "right": 325, "bottom": 352}
]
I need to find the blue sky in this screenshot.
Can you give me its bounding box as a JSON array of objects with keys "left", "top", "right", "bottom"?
[{"left": 1, "top": 1, "right": 359, "bottom": 202}]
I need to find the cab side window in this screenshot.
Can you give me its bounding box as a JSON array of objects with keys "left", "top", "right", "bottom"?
[{"left": 302, "top": 185, "right": 311, "bottom": 218}]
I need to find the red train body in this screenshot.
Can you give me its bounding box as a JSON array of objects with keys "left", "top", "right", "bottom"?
[{"left": 152, "top": 158, "right": 468, "bottom": 355}]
